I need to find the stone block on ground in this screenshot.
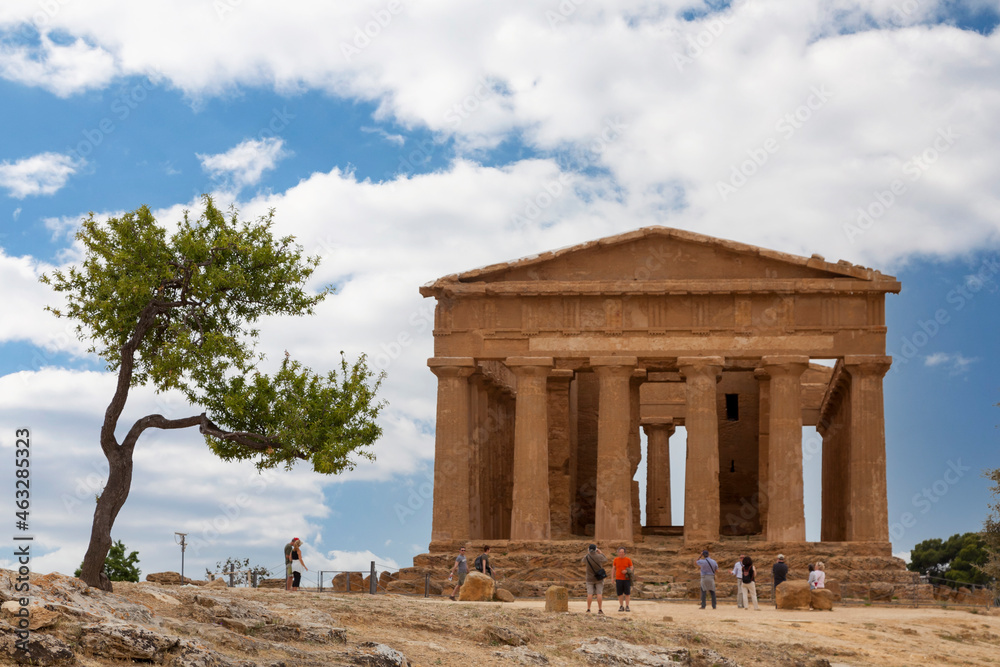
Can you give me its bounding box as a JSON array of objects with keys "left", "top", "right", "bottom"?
[
  {"left": 145, "top": 572, "right": 204, "bottom": 586},
  {"left": 868, "top": 582, "right": 894, "bottom": 602},
  {"left": 495, "top": 588, "right": 516, "bottom": 603},
  {"left": 332, "top": 572, "right": 365, "bottom": 592},
  {"left": 205, "top": 578, "right": 228, "bottom": 589},
  {"left": 544, "top": 586, "right": 569, "bottom": 613},
  {"left": 810, "top": 588, "right": 835, "bottom": 611},
  {"left": 459, "top": 571, "right": 496, "bottom": 601},
  {"left": 776, "top": 581, "right": 812, "bottom": 610},
  {"left": 824, "top": 579, "right": 842, "bottom": 601}
]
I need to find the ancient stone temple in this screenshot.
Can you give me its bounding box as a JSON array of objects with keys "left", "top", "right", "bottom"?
[{"left": 419, "top": 227, "right": 899, "bottom": 549}]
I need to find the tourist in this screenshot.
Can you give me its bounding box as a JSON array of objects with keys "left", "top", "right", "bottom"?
[
  {"left": 696, "top": 549, "right": 718, "bottom": 609},
  {"left": 473, "top": 545, "right": 495, "bottom": 579},
  {"left": 581, "top": 544, "right": 608, "bottom": 614},
  {"left": 447, "top": 546, "right": 469, "bottom": 600},
  {"left": 807, "top": 563, "right": 816, "bottom": 588},
  {"left": 811, "top": 561, "right": 826, "bottom": 589},
  {"left": 741, "top": 555, "right": 760, "bottom": 610},
  {"left": 772, "top": 553, "right": 788, "bottom": 605},
  {"left": 613, "top": 547, "right": 634, "bottom": 612},
  {"left": 731, "top": 553, "right": 746, "bottom": 608},
  {"left": 283, "top": 538, "right": 296, "bottom": 591},
  {"left": 290, "top": 538, "right": 307, "bottom": 591}
]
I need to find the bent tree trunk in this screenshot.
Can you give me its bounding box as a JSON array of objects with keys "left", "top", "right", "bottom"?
[{"left": 79, "top": 449, "right": 133, "bottom": 592}]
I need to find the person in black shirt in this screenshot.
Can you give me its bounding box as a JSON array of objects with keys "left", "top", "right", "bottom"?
[{"left": 772, "top": 553, "right": 788, "bottom": 606}]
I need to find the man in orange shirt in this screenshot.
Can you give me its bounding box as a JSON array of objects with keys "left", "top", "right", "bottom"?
[{"left": 612, "top": 547, "right": 634, "bottom": 612}]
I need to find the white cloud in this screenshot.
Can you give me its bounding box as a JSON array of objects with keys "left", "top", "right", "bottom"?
[
  {"left": 924, "top": 352, "right": 979, "bottom": 374},
  {"left": 198, "top": 137, "right": 288, "bottom": 190},
  {"left": 0, "top": 152, "right": 81, "bottom": 198},
  {"left": 893, "top": 550, "right": 912, "bottom": 564},
  {"left": 0, "top": 32, "right": 117, "bottom": 97},
  {"left": 0, "top": 2, "right": 996, "bottom": 264}
]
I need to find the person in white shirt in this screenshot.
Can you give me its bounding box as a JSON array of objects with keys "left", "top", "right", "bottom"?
[
  {"left": 810, "top": 561, "right": 826, "bottom": 589},
  {"left": 731, "top": 554, "right": 746, "bottom": 608}
]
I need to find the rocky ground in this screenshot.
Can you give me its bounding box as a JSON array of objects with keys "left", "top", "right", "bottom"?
[{"left": 1, "top": 569, "right": 999, "bottom": 666}]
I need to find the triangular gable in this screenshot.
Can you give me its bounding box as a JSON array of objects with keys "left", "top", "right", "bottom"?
[{"left": 436, "top": 227, "right": 893, "bottom": 285}]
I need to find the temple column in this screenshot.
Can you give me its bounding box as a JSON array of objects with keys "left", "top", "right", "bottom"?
[
  {"left": 845, "top": 355, "right": 892, "bottom": 542},
  {"left": 642, "top": 418, "right": 675, "bottom": 527},
  {"left": 754, "top": 368, "right": 771, "bottom": 536},
  {"left": 547, "top": 369, "right": 575, "bottom": 539},
  {"left": 428, "top": 357, "right": 476, "bottom": 543},
  {"left": 679, "top": 356, "right": 723, "bottom": 544},
  {"left": 761, "top": 355, "right": 809, "bottom": 542},
  {"left": 507, "top": 356, "right": 555, "bottom": 541},
  {"left": 630, "top": 370, "right": 646, "bottom": 542},
  {"left": 592, "top": 356, "right": 637, "bottom": 543}
]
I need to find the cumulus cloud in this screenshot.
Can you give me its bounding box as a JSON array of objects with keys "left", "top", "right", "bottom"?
[
  {"left": 0, "top": 152, "right": 81, "bottom": 198},
  {"left": 924, "top": 352, "right": 978, "bottom": 374},
  {"left": 198, "top": 137, "right": 289, "bottom": 190},
  {"left": 0, "top": 32, "right": 117, "bottom": 97}
]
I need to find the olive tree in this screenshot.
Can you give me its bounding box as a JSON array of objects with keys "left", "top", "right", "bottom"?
[{"left": 43, "top": 198, "right": 384, "bottom": 591}]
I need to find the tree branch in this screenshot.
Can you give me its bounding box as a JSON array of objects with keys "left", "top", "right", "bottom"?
[{"left": 120, "top": 412, "right": 307, "bottom": 461}]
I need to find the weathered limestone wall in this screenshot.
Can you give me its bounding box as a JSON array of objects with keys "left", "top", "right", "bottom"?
[{"left": 547, "top": 371, "right": 573, "bottom": 538}]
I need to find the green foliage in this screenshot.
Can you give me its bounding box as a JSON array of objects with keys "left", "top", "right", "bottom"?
[
  {"left": 982, "top": 467, "right": 1000, "bottom": 591},
  {"left": 41, "top": 196, "right": 384, "bottom": 472},
  {"left": 907, "top": 532, "right": 991, "bottom": 587},
  {"left": 75, "top": 540, "right": 140, "bottom": 582},
  {"left": 207, "top": 557, "right": 271, "bottom": 587}
]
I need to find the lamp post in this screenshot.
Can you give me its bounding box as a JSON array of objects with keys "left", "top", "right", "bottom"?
[{"left": 174, "top": 533, "right": 187, "bottom": 582}]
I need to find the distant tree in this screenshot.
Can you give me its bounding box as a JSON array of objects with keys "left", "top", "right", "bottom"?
[
  {"left": 982, "top": 467, "right": 1000, "bottom": 593},
  {"left": 74, "top": 539, "right": 140, "bottom": 583},
  {"left": 207, "top": 557, "right": 271, "bottom": 586},
  {"left": 907, "top": 532, "right": 991, "bottom": 588},
  {"left": 43, "top": 197, "right": 385, "bottom": 592}
]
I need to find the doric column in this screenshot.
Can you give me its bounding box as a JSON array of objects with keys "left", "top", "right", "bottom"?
[
  {"left": 642, "top": 418, "right": 675, "bottom": 527},
  {"left": 507, "top": 357, "right": 555, "bottom": 541},
  {"left": 630, "top": 370, "right": 646, "bottom": 542},
  {"left": 678, "top": 356, "right": 724, "bottom": 543},
  {"left": 753, "top": 368, "right": 771, "bottom": 535},
  {"left": 761, "top": 355, "right": 809, "bottom": 542},
  {"left": 592, "top": 356, "right": 637, "bottom": 543},
  {"left": 844, "top": 355, "right": 892, "bottom": 542},
  {"left": 428, "top": 357, "right": 476, "bottom": 542},
  {"left": 547, "top": 369, "right": 574, "bottom": 539}
]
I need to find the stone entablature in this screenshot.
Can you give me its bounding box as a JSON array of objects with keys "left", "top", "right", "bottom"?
[{"left": 421, "top": 227, "right": 898, "bottom": 548}]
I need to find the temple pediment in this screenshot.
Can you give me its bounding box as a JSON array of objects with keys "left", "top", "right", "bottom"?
[{"left": 421, "top": 227, "right": 898, "bottom": 296}]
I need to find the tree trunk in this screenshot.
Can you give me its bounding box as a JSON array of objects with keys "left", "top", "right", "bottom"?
[{"left": 78, "top": 448, "right": 134, "bottom": 592}]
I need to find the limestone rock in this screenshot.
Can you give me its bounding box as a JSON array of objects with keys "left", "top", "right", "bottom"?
[
  {"left": 205, "top": 578, "right": 229, "bottom": 589},
  {"left": 459, "top": 571, "right": 495, "bottom": 601},
  {"left": 493, "top": 645, "right": 550, "bottom": 664},
  {"left": 0, "top": 620, "right": 76, "bottom": 666},
  {"left": 868, "top": 582, "right": 894, "bottom": 602},
  {"left": 332, "top": 572, "right": 365, "bottom": 592},
  {"left": 350, "top": 641, "right": 411, "bottom": 666},
  {"left": 485, "top": 624, "right": 527, "bottom": 646},
  {"left": 575, "top": 636, "right": 689, "bottom": 665},
  {"left": 544, "top": 586, "right": 569, "bottom": 613},
  {"left": 80, "top": 622, "right": 181, "bottom": 661},
  {"left": 495, "top": 588, "right": 516, "bottom": 603},
  {"left": 146, "top": 572, "right": 204, "bottom": 586},
  {"left": 775, "top": 581, "right": 812, "bottom": 609},
  {"left": 824, "top": 579, "right": 841, "bottom": 601},
  {"left": 810, "top": 588, "right": 835, "bottom": 611}
]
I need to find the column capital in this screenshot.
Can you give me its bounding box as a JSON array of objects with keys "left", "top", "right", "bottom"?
[
  {"left": 506, "top": 357, "right": 554, "bottom": 378},
  {"left": 641, "top": 418, "right": 676, "bottom": 436},
  {"left": 753, "top": 367, "right": 770, "bottom": 381},
  {"left": 428, "top": 357, "right": 477, "bottom": 378},
  {"left": 547, "top": 369, "right": 575, "bottom": 383},
  {"left": 677, "top": 356, "right": 723, "bottom": 380},
  {"left": 843, "top": 355, "right": 892, "bottom": 378}
]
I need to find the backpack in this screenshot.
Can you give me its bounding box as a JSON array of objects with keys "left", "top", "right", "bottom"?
[
  {"left": 742, "top": 565, "right": 753, "bottom": 584},
  {"left": 474, "top": 554, "right": 485, "bottom": 573}
]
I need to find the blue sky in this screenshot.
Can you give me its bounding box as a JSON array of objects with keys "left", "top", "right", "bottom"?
[{"left": 0, "top": 0, "right": 998, "bottom": 581}]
